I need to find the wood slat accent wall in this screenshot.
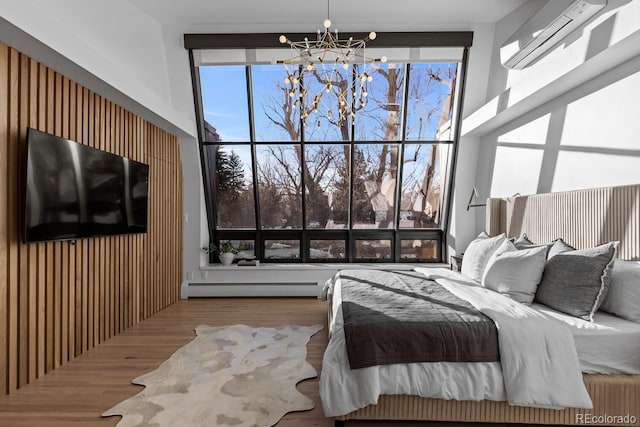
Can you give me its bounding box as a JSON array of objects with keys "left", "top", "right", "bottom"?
[
  {"left": 0, "top": 41, "right": 183, "bottom": 395},
  {"left": 486, "top": 183, "right": 640, "bottom": 260}
]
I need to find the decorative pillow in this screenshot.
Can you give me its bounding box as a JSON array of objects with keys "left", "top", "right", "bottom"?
[
  {"left": 513, "top": 233, "right": 534, "bottom": 249},
  {"left": 460, "top": 232, "right": 507, "bottom": 283},
  {"left": 547, "top": 238, "right": 575, "bottom": 259},
  {"left": 599, "top": 260, "right": 640, "bottom": 322},
  {"left": 482, "top": 241, "right": 547, "bottom": 305},
  {"left": 512, "top": 234, "right": 556, "bottom": 258},
  {"left": 535, "top": 242, "right": 618, "bottom": 321}
]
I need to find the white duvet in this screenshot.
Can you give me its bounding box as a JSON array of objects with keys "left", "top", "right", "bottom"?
[{"left": 319, "top": 268, "right": 593, "bottom": 417}]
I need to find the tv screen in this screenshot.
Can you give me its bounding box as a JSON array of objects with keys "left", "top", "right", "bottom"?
[{"left": 24, "top": 128, "right": 149, "bottom": 243}]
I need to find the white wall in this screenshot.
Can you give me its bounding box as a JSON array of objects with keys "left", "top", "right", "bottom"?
[
  {"left": 447, "top": 24, "right": 496, "bottom": 256},
  {"left": 0, "top": 0, "right": 197, "bottom": 138},
  {"left": 460, "top": 0, "right": 640, "bottom": 243}
]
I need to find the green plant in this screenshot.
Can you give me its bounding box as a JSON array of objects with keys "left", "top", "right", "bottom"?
[
  {"left": 218, "top": 240, "right": 238, "bottom": 254},
  {"left": 202, "top": 242, "right": 218, "bottom": 255},
  {"left": 202, "top": 241, "right": 238, "bottom": 255}
]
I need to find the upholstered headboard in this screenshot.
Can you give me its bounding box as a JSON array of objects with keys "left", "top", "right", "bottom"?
[{"left": 486, "top": 184, "right": 640, "bottom": 261}]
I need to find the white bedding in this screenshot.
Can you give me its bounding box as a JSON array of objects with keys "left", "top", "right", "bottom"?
[
  {"left": 533, "top": 303, "right": 640, "bottom": 374},
  {"left": 319, "top": 267, "right": 595, "bottom": 417},
  {"left": 319, "top": 271, "right": 505, "bottom": 417}
]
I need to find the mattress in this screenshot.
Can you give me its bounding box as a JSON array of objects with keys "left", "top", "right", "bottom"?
[{"left": 533, "top": 303, "right": 640, "bottom": 374}]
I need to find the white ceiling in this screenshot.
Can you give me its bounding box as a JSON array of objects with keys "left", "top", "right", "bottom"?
[{"left": 129, "top": 0, "right": 529, "bottom": 33}]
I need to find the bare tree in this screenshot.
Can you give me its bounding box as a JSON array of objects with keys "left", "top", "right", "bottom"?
[{"left": 256, "top": 62, "right": 456, "bottom": 230}]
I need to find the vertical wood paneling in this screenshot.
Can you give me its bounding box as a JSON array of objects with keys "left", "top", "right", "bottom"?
[
  {"left": 8, "top": 47, "right": 19, "bottom": 394},
  {"left": 27, "top": 56, "right": 38, "bottom": 385},
  {"left": 36, "top": 63, "right": 46, "bottom": 379},
  {"left": 18, "top": 51, "right": 30, "bottom": 389},
  {"left": 489, "top": 184, "right": 640, "bottom": 260},
  {"left": 0, "top": 43, "right": 8, "bottom": 395},
  {"left": 0, "top": 41, "right": 183, "bottom": 395}
]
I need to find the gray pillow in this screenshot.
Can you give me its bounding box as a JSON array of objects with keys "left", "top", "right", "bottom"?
[
  {"left": 514, "top": 236, "right": 555, "bottom": 258},
  {"left": 535, "top": 242, "right": 618, "bottom": 321},
  {"left": 547, "top": 238, "right": 575, "bottom": 259}
]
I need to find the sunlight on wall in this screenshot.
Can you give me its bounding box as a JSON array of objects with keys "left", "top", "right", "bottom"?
[
  {"left": 552, "top": 151, "right": 640, "bottom": 192},
  {"left": 562, "top": 69, "right": 640, "bottom": 150},
  {"left": 497, "top": 114, "right": 550, "bottom": 144},
  {"left": 490, "top": 146, "right": 544, "bottom": 197},
  {"left": 502, "top": 0, "right": 640, "bottom": 110}
]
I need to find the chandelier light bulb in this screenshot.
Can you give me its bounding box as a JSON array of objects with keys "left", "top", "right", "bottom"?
[{"left": 276, "top": 5, "right": 382, "bottom": 130}]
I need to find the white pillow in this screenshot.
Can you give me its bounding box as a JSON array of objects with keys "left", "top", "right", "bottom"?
[
  {"left": 599, "top": 260, "right": 640, "bottom": 322},
  {"left": 482, "top": 240, "right": 547, "bottom": 305},
  {"left": 461, "top": 232, "right": 507, "bottom": 283}
]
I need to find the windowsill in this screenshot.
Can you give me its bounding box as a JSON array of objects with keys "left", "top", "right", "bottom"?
[{"left": 200, "top": 262, "right": 449, "bottom": 271}]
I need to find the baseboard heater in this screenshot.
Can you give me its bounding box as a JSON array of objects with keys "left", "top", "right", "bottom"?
[{"left": 181, "top": 281, "right": 320, "bottom": 298}]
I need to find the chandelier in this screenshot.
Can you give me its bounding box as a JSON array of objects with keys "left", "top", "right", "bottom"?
[{"left": 276, "top": 0, "right": 386, "bottom": 128}]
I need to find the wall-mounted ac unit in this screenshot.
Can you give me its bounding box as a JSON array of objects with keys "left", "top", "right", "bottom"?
[{"left": 500, "top": 0, "right": 607, "bottom": 69}]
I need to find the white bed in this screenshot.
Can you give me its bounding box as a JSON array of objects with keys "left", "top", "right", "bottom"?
[
  {"left": 320, "top": 265, "right": 640, "bottom": 417},
  {"left": 321, "top": 184, "right": 640, "bottom": 426}
]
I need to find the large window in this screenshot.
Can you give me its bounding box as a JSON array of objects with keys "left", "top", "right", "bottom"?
[{"left": 191, "top": 40, "right": 468, "bottom": 263}]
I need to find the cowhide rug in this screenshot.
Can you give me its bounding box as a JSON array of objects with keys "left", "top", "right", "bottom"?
[{"left": 102, "top": 324, "right": 323, "bottom": 427}]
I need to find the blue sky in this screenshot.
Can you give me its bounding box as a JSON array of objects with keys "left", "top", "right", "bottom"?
[{"left": 198, "top": 62, "right": 457, "bottom": 144}]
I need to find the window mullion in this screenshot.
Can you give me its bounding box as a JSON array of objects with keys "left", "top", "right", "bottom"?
[
  {"left": 443, "top": 47, "right": 470, "bottom": 261},
  {"left": 393, "top": 65, "right": 412, "bottom": 261},
  {"left": 298, "top": 68, "right": 308, "bottom": 261},
  {"left": 245, "top": 65, "right": 263, "bottom": 260}
]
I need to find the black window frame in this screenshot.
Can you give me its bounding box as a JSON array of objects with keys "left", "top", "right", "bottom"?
[{"left": 186, "top": 32, "right": 472, "bottom": 264}]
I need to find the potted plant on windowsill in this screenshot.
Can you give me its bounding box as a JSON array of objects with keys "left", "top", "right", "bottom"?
[{"left": 202, "top": 241, "right": 239, "bottom": 266}]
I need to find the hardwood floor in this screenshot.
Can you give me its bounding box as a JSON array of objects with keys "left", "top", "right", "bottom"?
[{"left": 0, "top": 298, "right": 554, "bottom": 427}]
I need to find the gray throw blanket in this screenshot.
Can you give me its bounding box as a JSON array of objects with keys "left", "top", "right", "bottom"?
[{"left": 340, "top": 270, "right": 500, "bottom": 369}]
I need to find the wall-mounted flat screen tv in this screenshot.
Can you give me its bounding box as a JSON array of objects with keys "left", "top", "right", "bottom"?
[{"left": 24, "top": 128, "right": 149, "bottom": 243}]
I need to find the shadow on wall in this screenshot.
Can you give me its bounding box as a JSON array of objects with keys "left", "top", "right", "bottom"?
[
  {"left": 490, "top": 0, "right": 629, "bottom": 116},
  {"left": 477, "top": 53, "right": 640, "bottom": 205},
  {"left": 559, "top": 0, "right": 632, "bottom": 59},
  {"left": 584, "top": 12, "right": 617, "bottom": 61}
]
